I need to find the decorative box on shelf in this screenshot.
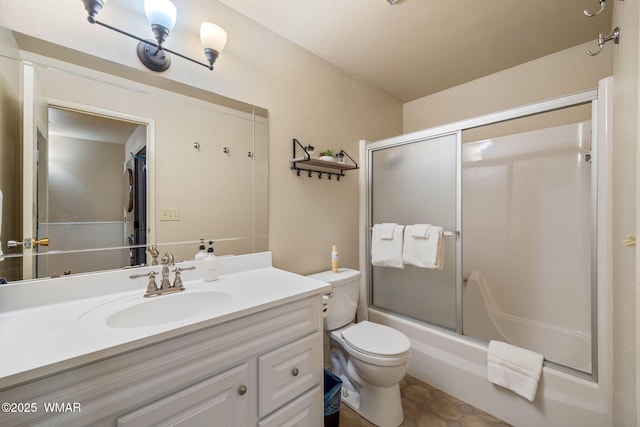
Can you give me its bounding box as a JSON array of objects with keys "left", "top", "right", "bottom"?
[{"left": 290, "top": 138, "right": 358, "bottom": 180}]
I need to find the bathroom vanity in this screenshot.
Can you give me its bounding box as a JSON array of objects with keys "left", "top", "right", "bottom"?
[{"left": 0, "top": 252, "right": 330, "bottom": 426}]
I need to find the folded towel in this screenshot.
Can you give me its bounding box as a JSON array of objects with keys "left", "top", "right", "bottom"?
[
  {"left": 410, "top": 224, "right": 431, "bottom": 238},
  {"left": 402, "top": 224, "right": 444, "bottom": 269},
  {"left": 379, "top": 223, "right": 397, "bottom": 239},
  {"left": 487, "top": 340, "right": 544, "bottom": 401},
  {"left": 371, "top": 223, "right": 404, "bottom": 268}
]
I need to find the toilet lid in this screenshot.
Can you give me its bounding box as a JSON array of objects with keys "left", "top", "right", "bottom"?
[{"left": 341, "top": 321, "right": 411, "bottom": 356}]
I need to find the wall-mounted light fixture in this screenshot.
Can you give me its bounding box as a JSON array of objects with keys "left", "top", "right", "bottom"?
[{"left": 81, "top": 0, "right": 227, "bottom": 72}]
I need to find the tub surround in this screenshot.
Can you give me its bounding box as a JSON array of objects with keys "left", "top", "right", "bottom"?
[{"left": 0, "top": 252, "right": 331, "bottom": 390}]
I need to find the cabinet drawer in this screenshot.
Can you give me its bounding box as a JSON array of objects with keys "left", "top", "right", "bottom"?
[
  {"left": 258, "top": 385, "right": 323, "bottom": 427},
  {"left": 258, "top": 332, "right": 322, "bottom": 417},
  {"left": 117, "top": 363, "right": 251, "bottom": 427}
]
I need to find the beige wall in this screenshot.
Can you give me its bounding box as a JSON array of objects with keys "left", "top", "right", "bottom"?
[
  {"left": 0, "top": 0, "right": 403, "bottom": 275},
  {"left": 48, "top": 135, "right": 124, "bottom": 223},
  {"left": 403, "top": 41, "right": 612, "bottom": 132}
]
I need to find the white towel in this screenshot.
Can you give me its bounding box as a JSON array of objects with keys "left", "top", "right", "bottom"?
[
  {"left": 402, "top": 224, "right": 444, "bottom": 269},
  {"left": 371, "top": 223, "right": 404, "bottom": 268},
  {"left": 379, "top": 222, "right": 397, "bottom": 239},
  {"left": 410, "top": 223, "right": 431, "bottom": 238},
  {"left": 487, "top": 340, "right": 544, "bottom": 401}
]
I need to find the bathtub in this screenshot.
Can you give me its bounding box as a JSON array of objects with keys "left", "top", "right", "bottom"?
[
  {"left": 463, "top": 270, "right": 592, "bottom": 373},
  {"left": 369, "top": 307, "right": 612, "bottom": 427}
]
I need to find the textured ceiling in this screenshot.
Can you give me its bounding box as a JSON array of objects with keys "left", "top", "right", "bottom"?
[{"left": 218, "top": 0, "right": 613, "bottom": 102}]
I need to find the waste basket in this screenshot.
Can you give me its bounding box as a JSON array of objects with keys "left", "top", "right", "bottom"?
[{"left": 324, "top": 369, "right": 342, "bottom": 427}]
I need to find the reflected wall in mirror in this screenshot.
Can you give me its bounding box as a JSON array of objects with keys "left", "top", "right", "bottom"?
[
  {"left": 0, "top": 28, "right": 269, "bottom": 283},
  {"left": 39, "top": 107, "right": 147, "bottom": 278}
]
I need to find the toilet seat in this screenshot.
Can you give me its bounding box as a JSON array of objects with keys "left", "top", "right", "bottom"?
[{"left": 341, "top": 321, "right": 410, "bottom": 358}]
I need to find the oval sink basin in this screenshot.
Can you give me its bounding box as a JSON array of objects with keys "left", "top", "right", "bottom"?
[{"left": 79, "top": 291, "right": 232, "bottom": 329}]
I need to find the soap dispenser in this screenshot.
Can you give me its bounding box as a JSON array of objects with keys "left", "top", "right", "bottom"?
[
  {"left": 195, "top": 239, "right": 206, "bottom": 260},
  {"left": 203, "top": 240, "right": 218, "bottom": 282}
]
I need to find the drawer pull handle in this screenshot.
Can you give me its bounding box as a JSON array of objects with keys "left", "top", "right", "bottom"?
[
  {"left": 291, "top": 368, "right": 300, "bottom": 377},
  {"left": 238, "top": 385, "right": 248, "bottom": 396}
]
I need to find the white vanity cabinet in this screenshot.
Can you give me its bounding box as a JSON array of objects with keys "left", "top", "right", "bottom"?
[
  {"left": 116, "top": 363, "right": 252, "bottom": 427},
  {"left": 0, "top": 295, "right": 325, "bottom": 427}
]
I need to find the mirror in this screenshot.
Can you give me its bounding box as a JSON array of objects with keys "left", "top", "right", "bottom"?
[{"left": 0, "top": 28, "right": 269, "bottom": 283}]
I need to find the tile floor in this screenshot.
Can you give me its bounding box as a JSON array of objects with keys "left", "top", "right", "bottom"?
[{"left": 338, "top": 374, "right": 512, "bottom": 427}]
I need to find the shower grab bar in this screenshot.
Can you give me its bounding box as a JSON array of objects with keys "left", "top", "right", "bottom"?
[{"left": 367, "top": 227, "right": 458, "bottom": 236}]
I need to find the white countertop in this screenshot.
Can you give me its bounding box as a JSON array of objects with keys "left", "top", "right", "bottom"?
[{"left": 0, "top": 252, "right": 330, "bottom": 390}]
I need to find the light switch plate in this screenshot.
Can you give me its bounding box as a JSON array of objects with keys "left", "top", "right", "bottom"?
[{"left": 160, "top": 208, "right": 180, "bottom": 221}]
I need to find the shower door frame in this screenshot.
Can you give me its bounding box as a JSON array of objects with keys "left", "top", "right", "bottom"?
[{"left": 362, "top": 88, "right": 601, "bottom": 380}]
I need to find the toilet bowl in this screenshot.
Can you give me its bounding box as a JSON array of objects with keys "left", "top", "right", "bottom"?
[{"left": 307, "top": 269, "right": 411, "bottom": 427}]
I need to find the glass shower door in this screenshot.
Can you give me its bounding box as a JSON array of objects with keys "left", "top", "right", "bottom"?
[
  {"left": 461, "top": 119, "right": 593, "bottom": 374},
  {"left": 370, "top": 133, "right": 458, "bottom": 330}
]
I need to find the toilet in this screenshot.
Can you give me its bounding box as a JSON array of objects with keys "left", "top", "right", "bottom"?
[{"left": 307, "top": 268, "right": 411, "bottom": 427}]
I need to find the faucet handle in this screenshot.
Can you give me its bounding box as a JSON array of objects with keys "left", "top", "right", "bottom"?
[
  {"left": 129, "top": 271, "right": 160, "bottom": 280},
  {"left": 172, "top": 266, "right": 196, "bottom": 289},
  {"left": 130, "top": 271, "right": 160, "bottom": 297},
  {"left": 145, "top": 272, "right": 159, "bottom": 295}
]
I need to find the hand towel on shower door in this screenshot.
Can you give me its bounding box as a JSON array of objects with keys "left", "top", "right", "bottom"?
[
  {"left": 487, "top": 340, "right": 544, "bottom": 401},
  {"left": 371, "top": 223, "right": 404, "bottom": 268},
  {"left": 402, "top": 224, "right": 444, "bottom": 269}
]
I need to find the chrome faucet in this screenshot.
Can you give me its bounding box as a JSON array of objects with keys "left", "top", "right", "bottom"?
[
  {"left": 159, "top": 252, "right": 175, "bottom": 291},
  {"left": 130, "top": 252, "right": 195, "bottom": 297},
  {"left": 148, "top": 245, "right": 160, "bottom": 265}
]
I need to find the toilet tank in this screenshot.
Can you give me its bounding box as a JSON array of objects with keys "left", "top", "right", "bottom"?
[{"left": 307, "top": 268, "right": 361, "bottom": 331}]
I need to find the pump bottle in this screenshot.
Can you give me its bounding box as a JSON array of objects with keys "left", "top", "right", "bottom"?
[
  {"left": 203, "top": 241, "right": 218, "bottom": 281},
  {"left": 195, "top": 239, "right": 206, "bottom": 260}
]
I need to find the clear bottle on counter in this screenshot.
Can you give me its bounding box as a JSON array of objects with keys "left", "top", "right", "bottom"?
[
  {"left": 195, "top": 239, "right": 206, "bottom": 260},
  {"left": 203, "top": 241, "right": 218, "bottom": 281}
]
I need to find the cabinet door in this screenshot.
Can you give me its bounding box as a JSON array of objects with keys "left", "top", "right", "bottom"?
[
  {"left": 117, "top": 363, "right": 251, "bottom": 427},
  {"left": 258, "top": 385, "right": 322, "bottom": 427},
  {"left": 259, "top": 332, "right": 322, "bottom": 417}
]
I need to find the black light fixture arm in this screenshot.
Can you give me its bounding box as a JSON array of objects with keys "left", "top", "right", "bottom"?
[{"left": 88, "top": 19, "right": 214, "bottom": 70}]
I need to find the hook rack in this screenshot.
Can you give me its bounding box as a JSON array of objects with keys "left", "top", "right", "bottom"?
[
  {"left": 583, "top": 0, "right": 606, "bottom": 17},
  {"left": 290, "top": 138, "right": 358, "bottom": 181},
  {"left": 586, "top": 27, "right": 620, "bottom": 56}
]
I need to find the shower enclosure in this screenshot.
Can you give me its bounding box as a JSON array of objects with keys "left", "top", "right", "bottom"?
[{"left": 364, "top": 91, "right": 599, "bottom": 378}]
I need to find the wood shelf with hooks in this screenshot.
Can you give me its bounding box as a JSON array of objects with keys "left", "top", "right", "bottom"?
[{"left": 290, "top": 138, "right": 358, "bottom": 180}]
